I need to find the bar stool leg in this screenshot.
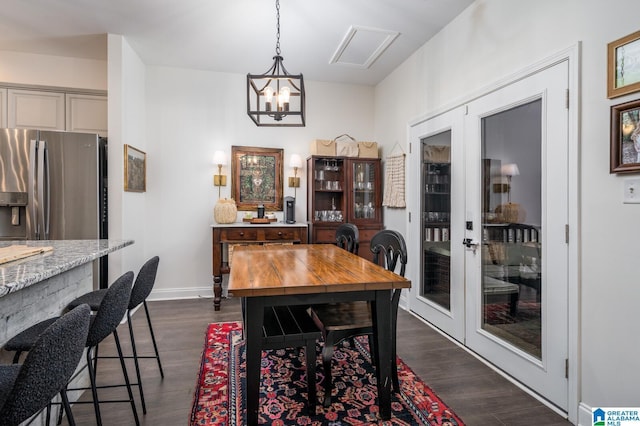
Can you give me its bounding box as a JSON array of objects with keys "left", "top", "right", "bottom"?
[
  {"left": 60, "top": 388, "right": 76, "bottom": 426},
  {"left": 113, "top": 329, "right": 140, "bottom": 426},
  {"left": 143, "top": 301, "right": 164, "bottom": 377},
  {"left": 127, "top": 310, "right": 147, "bottom": 414},
  {"left": 86, "top": 347, "right": 103, "bottom": 426}
]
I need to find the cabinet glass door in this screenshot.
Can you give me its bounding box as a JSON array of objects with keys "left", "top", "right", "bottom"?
[
  {"left": 351, "top": 160, "right": 379, "bottom": 223},
  {"left": 311, "top": 157, "right": 344, "bottom": 223}
]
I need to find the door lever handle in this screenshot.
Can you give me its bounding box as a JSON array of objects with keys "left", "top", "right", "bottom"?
[{"left": 462, "top": 238, "right": 480, "bottom": 254}]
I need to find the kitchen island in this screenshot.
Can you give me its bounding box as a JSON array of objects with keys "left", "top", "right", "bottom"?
[{"left": 0, "top": 239, "right": 133, "bottom": 346}]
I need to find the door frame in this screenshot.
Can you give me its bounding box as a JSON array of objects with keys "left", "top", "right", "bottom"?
[{"left": 405, "top": 44, "right": 580, "bottom": 423}]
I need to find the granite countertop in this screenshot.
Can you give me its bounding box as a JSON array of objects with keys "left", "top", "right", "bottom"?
[{"left": 0, "top": 239, "right": 134, "bottom": 298}]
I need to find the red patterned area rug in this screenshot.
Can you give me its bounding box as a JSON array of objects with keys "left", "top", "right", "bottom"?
[{"left": 189, "top": 322, "right": 464, "bottom": 426}]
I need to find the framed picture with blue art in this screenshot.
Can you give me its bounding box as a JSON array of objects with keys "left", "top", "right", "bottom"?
[
  {"left": 231, "top": 146, "right": 283, "bottom": 211},
  {"left": 608, "top": 29, "right": 640, "bottom": 98},
  {"left": 611, "top": 99, "right": 640, "bottom": 173}
]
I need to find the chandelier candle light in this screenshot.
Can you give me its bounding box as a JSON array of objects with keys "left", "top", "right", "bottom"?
[{"left": 247, "top": 0, "right": 305, "bottom": 127}]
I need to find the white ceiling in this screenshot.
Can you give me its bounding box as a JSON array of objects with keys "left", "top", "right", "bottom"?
[{"left": 0, "top": 0, "right": 474, "bottom": 86}]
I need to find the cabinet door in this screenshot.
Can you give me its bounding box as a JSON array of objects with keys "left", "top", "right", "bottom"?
[
  {"left": 348, "top": 159, "right": 381, "bottom": 224},
  {"left": 8, "top": 89, "right": 65, "bottom": 130},
  {"left": 66, "top": 94, "right": 108, "bottom": 136},
  {"left": 307, "top": 156, "right": 345, "bottom": 224}
]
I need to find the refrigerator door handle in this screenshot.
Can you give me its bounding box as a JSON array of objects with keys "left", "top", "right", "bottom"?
[
  {"left": 28, "top": 140, "right": 39, "bottom": 239},
  {"left": 42, "top": 141, "right": 50, "bottom": 239},
  {"left": 36, "top": 140, "right": 47, "bottom": 240}
]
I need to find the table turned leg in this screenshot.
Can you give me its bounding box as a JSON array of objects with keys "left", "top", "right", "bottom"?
[
  {"left": 213, "top": 275, "right": 222, "bottom": 311},
  {"left": 373, "top": 290, "right": 392, "bottom": 421},
  {"left": 244, "top": 297, "right": 264, "bottom": 426}
]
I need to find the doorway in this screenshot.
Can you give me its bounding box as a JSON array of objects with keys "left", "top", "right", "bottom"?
[{"left": 408, "top": 59, "right": 571, "bottom": 411}]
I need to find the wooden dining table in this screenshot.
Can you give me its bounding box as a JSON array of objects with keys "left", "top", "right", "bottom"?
[{"left": 228, "top": 243, "right": 411, "bottom": 425}]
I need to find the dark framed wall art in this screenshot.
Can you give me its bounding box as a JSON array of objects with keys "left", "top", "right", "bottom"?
[
  {"left": 231, "top": 146, "right": 283, "bottom": 211},
  {"left": 611, "top": 99, "right": 640, "bottom": 173}
]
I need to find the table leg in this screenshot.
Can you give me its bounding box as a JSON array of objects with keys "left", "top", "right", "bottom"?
[
  {"left": 373, "top": 290, "right": 392, "bottom": 420},
  {"left": 244, "top": 297, "right": 264, "bottom": 426},
  {"left": 213, "top": 275, "right": 222, "bottom": 311}
]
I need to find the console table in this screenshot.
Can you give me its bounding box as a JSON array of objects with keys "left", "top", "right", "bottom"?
[{"left": 211, "top": 223, "right": 308, "bottom": 310}]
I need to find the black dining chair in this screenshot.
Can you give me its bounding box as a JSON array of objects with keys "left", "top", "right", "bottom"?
[
  {"left": 5, "top": 271, "right": 139, "bottom": 426},
  {"left": 335, "top": 223, "right": 359, "bottom": 255},
  {"left": 310, "top": 229, "right": 407, "bottom": 407},
  {"left": 66, "top": 256, "right": 163, "bottom": 414},
  {"left": 0, "top": 304, "right": 91, "bottom": 426}
]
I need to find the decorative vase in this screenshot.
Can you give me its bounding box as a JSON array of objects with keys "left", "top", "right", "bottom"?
[{"left": 214, "top": 198, "right": 237, "bottom": 224}]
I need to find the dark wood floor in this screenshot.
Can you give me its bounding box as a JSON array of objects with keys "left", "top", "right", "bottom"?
[{"left": 69, "top": 297, "right": 570, "bottom": 425}]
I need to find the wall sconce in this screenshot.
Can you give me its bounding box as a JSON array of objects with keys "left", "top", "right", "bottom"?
[
  {"left": 213, "top": 150, "right": 227, "bottom": 198},
  {"left": 288, "top": 154, "right": 302, "bottom": 198}
]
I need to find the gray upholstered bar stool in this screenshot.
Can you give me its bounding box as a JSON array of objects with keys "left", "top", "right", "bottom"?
[
  {"left": 65, "top": 256, "right": 162, "bottom": 415},
  {"left": 0, "top": 304, "right": 91, "bottom": 426},
  {"left": 5, "top": 272, "right": 139, "bottom": 426}
]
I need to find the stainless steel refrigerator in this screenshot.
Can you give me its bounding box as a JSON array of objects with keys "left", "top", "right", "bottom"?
[{"left": 0, "top": 128, "right": 108, "bottom": 287}]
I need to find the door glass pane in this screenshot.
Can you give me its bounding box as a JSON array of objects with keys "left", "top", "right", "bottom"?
[
  {"left": 481, "top": 99, "right": 542, "bottom": 359},
  {"left": 421, "top": 131, "right": 451, "bottom": 310}
]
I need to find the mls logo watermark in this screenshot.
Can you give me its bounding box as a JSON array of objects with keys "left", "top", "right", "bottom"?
[{"left": 593, "top": 408, "right": 640, "bottom": 426}]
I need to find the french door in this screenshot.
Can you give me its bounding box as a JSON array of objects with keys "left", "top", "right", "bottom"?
[
  {"left": 408, "top": 106, "right": 466, "bottom": 342},
  {"left": 408, "top": 60, "right": 569, "bottom": 409}
]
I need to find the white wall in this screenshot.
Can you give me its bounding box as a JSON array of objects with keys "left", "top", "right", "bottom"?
[
  {"left": 0, "top": 50, "right": 106, "bottom": 90},
  {"left": 143, "top": 66, "right": 375, "bottom": 298},
  {"left": 373, "top": 0, "right": 640, "bottom": 423},
  {"left": 107, "top": 35, "right": 148, "bottom": 280}
]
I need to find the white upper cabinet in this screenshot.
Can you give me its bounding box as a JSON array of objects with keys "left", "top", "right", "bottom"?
[
  {"left": 65, "top": 93, "right": 108, "bottom": 137},
  {"left": 8, "top": 89, "right": 65, "bottom": 130}
]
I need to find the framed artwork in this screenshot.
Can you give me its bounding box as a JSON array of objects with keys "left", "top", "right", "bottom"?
[
  {"left": 231, "top": 146, "right": 283, "bottom": 211},
  {"left": 610, "top": 99, "right": 640, "bottom": 173},
  {"left": 124, "top": 144, "right": 146, "bottom": 192},
  {"left": 608, "top": 30, "right": 640, "bottom": 98}
]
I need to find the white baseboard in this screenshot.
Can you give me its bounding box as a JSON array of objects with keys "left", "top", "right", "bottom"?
[
  {"left": 578, "top": 402, "right": 592, "bottom": 426},
  {"left": 148, "top": 286, "right": 214, "bottom": 301}
]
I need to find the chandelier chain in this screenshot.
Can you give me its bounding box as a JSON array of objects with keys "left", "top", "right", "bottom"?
[{"left": 275, "top": 0, "right": 281, "bottom": 56}]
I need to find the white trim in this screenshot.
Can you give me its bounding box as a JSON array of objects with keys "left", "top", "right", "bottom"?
[
  {"left": 148, "top": 287, "right": 214, "bottom": 301},
  {"left": 406, "top": 43, "right": 581, "bottom": 425},
  {"left": 578, "top": 402, "right": 593, "bottom": 426},
  {"left": 566, "top": 41, "right": 582, "bottom": 426}
]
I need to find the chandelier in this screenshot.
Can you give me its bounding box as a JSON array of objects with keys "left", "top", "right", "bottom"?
[{"left": 246, "top": 0, "right": 305, "bottom": 127}]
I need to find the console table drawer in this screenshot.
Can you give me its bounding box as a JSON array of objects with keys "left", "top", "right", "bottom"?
[
  {"left": 212, "top": 223, "right": 308, "bottom": 311},
  {"left": 265, "top": 228, "right": 301, "bottom": 241},
  {"left": 222, "top": 229, "right": 258, "bottom": 241}
]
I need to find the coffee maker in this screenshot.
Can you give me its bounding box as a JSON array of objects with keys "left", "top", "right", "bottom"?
[{"left": 284, "top": 196, "right": 295, "bottom": 224}]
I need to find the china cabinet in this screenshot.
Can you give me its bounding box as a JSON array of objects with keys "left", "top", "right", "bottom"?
[{"left": 306, "top": 156, "right": 383, "bottom": 258}]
